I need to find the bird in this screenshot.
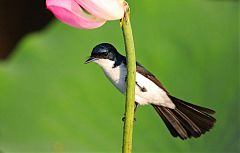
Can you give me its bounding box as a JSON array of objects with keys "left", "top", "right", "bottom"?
[{"left": 85, "top": 43, "right": 216, "bottom": 140}]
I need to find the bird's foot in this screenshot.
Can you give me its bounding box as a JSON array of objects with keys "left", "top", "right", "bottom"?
[{"left": 122, "top": 116, "right": 136, "bottom": 122}]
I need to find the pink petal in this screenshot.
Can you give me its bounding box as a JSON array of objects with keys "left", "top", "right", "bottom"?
[
  {"left": 75, "top": 0, "right": 124, "bottom": 20},
  {"left": 46, "top": 0, "right": 106, "bottom": 29}
]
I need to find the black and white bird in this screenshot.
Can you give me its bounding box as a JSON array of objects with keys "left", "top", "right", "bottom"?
[{"left": 85, "top": 43, "right": 216, "bottom": 140}]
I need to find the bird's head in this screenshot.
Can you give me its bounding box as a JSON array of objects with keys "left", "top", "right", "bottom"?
[{"left": 85, "top": 43, "right": 123, "bottom": 65}]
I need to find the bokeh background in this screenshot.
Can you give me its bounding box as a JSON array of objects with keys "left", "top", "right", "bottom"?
[{"left": 0, "top": 0, "right": 239, "bottom": 153}]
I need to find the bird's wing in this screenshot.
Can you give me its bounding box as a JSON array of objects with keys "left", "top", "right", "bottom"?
[{"left": 136, "top": 62, "right": 169, "bottom": 94}]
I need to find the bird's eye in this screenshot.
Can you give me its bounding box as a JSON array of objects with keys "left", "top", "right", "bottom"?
[{"left": 103, "top": 52, "right": 108, "bottom": 56}]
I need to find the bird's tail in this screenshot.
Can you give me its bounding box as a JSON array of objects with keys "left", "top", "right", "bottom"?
[{"left": 152, "top": 95, "right": 216, "bottom": 140}]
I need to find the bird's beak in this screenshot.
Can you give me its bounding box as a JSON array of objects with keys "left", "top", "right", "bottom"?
[{"left": 84, "top": 57, "right": 97, "bottom": 64}]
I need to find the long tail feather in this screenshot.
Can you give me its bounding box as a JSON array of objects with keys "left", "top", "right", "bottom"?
[{"left": 152, "top": 95, "right": 216, "bottom": 140}]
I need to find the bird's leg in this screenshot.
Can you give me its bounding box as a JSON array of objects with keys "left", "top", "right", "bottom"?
[
  {"left": 122, "top": 102, "right": 138, "bottom": 122},
  {"left": 134, "top": 102, "right": 138, "bottom": 114}
]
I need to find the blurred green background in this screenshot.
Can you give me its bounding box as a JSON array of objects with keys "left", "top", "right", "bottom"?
[{"left": 0, "top": 0, "right": 239, "bottom": 153}]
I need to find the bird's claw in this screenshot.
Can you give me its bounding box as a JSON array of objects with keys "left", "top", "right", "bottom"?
[{"left": 122, "top": 116, "right": 136, "bottom": 122}]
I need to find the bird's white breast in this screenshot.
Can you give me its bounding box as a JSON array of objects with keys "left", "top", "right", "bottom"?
[
  {"left": 94, "top": 59, "right": 175, "bottom": 109},
  {"left": 95, "top": 59, "right": 127, "bottom": 93}
]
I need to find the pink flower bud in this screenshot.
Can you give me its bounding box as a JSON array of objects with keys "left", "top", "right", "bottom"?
[
  {"left": 75, "top": 0, "right": 124, "bottom": 20},
  {"left": 46, "top": 0, "right": 124, "bottom": 29}
]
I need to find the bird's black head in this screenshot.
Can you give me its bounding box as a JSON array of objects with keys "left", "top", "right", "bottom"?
[{"left": 85, "top": 43, "right": 123, "bottom": 64}]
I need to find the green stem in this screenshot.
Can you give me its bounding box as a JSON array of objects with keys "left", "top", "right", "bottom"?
[{"left": 121, "top": 4, "right": 136, "bottom": 153}]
